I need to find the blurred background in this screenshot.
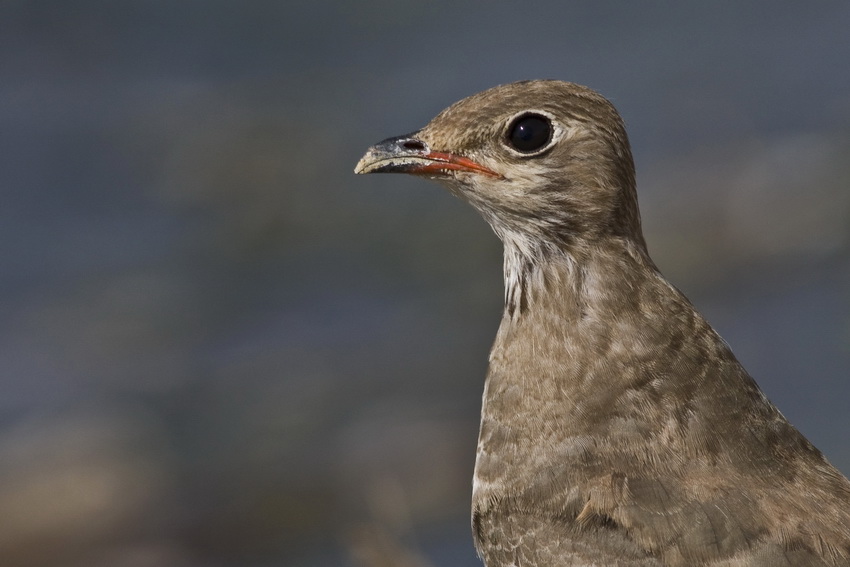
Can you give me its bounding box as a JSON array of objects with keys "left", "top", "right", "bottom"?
[{"left": 1, "top": 2, "right": 849, "bottom": 566}]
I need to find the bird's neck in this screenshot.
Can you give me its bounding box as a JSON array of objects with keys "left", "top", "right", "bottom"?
[
  {"left": 499, "top": 229, "right": 652, "bottom": 321},
  {"left": 475, "top": 232, "right": 666, "bottom": 513},
  {"left": 488, "top": 230, "right": 670, "bottom": 421},
  {"left": 501, "top": 230, "right": 551, "bottom": 319}
]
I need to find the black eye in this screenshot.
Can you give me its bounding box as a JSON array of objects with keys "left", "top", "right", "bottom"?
[{"left": 506, "top": 113, "right": 553, "bottom": 153}]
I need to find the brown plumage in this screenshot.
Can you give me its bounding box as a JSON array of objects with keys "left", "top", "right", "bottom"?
[{"left": 355, "top": 80, "right": 850, "bottom": 566}]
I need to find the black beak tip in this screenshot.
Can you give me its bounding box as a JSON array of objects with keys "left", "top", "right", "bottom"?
[{"left": 354, "top": 132, "right": 428, "bottom": 175}]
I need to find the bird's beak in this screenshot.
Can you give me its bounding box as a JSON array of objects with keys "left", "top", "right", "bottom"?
[{"left": 354, "top": 133, "right": 502, "bottom": 178}]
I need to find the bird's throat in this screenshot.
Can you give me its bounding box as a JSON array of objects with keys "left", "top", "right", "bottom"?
[
  {"left": 499, "top": 231, "right": 586, "bottom": 321},
  {"left": 499, "top": 228, "right": 653, "bottom": 323}
]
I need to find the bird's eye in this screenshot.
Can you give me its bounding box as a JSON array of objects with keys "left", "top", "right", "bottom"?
[{"left": 506, "top": 113, "right": 553, "bottom": 154}]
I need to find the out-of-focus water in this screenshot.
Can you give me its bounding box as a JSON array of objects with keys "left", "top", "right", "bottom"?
[{"left": 1, "top": 2, "right": 848, "bottom": 566}]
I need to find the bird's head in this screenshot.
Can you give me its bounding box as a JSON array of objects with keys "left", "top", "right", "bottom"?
[{"left": 355, "top": 80, "right": 644, "bottom": 252}]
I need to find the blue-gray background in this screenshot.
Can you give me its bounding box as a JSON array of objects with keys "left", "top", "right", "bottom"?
[{"left": 1, "top": 2, "right": 849, "bottom": 566}]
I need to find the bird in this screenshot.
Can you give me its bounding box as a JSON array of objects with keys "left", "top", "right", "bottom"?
[{"left": 354, "top": 80, "right": 850, "bottom": 566}]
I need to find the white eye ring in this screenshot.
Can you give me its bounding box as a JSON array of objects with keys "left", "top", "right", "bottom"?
[{"left": 503, "top": 109, "right": 562, "bottom": 157}]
